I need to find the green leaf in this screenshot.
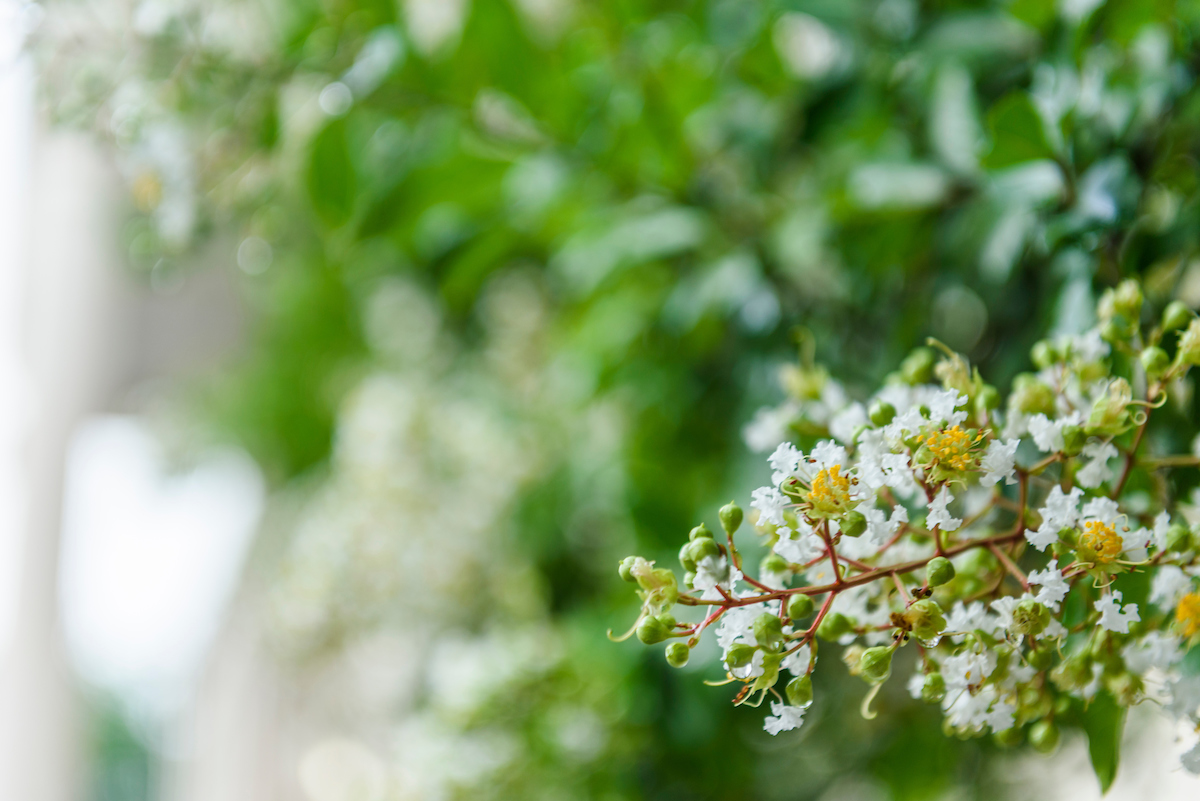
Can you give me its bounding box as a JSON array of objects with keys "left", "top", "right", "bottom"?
[
  {"left": 1082, "top": 690, "right": 1126, "bottom": 793},
  {"left": 307, "top": 118, "right": 356, "bottom": 228},
  {"left": 983, "top": 92, "right": 1054, "bottom": 169}
]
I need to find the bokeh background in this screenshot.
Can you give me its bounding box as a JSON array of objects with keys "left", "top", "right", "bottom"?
[{"left": 5, "top": 0, "right": 1200, "bottom": 799}]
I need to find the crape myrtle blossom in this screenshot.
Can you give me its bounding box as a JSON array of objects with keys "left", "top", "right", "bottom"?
[{"left": 614, "top": 281, "right": 1200, "bottom": 781}]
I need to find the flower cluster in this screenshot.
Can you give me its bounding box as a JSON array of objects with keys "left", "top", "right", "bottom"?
[{"left": 615, "top": 281, "right": 1200, "bottom": 780}]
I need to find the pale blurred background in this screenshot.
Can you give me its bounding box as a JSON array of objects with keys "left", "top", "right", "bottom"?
[{"left": 6, "top": 1, "right": 1200, "bottom": 800}]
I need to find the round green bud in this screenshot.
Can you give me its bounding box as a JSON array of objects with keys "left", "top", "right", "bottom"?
[
  {"left": 993, "top": 727, "right": 1023, "bottom": 748},
  {"left": 1100, "top": 318, "right": 1127, "bottom": 345},
  {"left": 751, "top": 613, "right": 785, "bottom": 651},
  {"left": 921, "top": 672, "right": 946, "bottom": 704},
  {"left": 840, "top": 510, "right": 868, "bottom": 538},
  {"left": 689, "top": 523, "right": 714, "bottom": 541},
  {"left": 787, "top": 593, "right": 815, "bottom": 621},
  {"left": 683, "top": 571, "right": 696, "bottom": 588},
  {"left": 1178, "top": 319, "right": 1200, "bottom": 365},
  {"left": 1011, "top": 599, "right": 1051, "bottom": 637},
  {"left": 1141, "top": 346, "right": 1170, "bottom": 378},
  {"left": 678, "top": 542, "right": 697, "bottom": 573},
  {"left": 925, "top": 556, "right": 955, "bottom": 587},
  {"left": 1028, "top": 645, "right": 1056, "bottom": 671},
  {"left": 1061, "top": 424, "right": 1086, "bottom": 455},
  {"left": 665, "top": 641, "right": 689, "bottom": 668},
  {"left": 1166, "top": 523, "right": 1191, "bottom": 552},
  {"left": 761, "top": 553, "right": 788, "bottom": 577},
  {"left": 976, "top": 384, "right": 1001, "bottom": 413},
  {"left": 636, "top": 615, "right": 674, "bottom": 645},
  {"left": 1113, "top": 279, "right": 1143, "bottom": 321},
  {"left": 1029, "top": 720, "right": 1060, "bottom": 754},
  {"left": 858, "top": 646, "right": 894, "bottom": 683},
  {"left": 869, "top": 401, "right": 896, "bottom": 427},
  {"left": 618, "top": 556, "right": 638, "bottom": 583},
  {"left": 786, "top": 675, "right": 813, "bottom": 707},
  {"left": 1010, "top": 374, "right": 1056, "bottom": 416},
  {"left": 816, "top": 612, "right": 853, "bottom": 642},
  {"left": 904, "top": 599, "right": 946, "bottom": 640},
  {"left": 1031, "top": 340, "right": 1058, "bottom": 370},
  {"left": 725, "top": 643, "right": 756, "bottom": 669},
  {"left": 1163, "top": 299, "right": 1192, "bottom": 332},
  {"left": 687, "top": 536, "right": 721, "bottom": 564},
  {"left": 719, "top": 502, "right": 743, "bottom": 536},
  {"left": 901, "top": 347, "right": 936, "bottom": 385}
]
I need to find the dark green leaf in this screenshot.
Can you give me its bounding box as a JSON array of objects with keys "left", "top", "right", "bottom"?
[
  {"left": 307, "top": 118, "right": 356, "bottom": 228},
  {"left": 983, "top": 92, "right": 1054, "bottom": 169},
  {"left": 1082, "top": 690, "right": 1126, "bottom": 794}
]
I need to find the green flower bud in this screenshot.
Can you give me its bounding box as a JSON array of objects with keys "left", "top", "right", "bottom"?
[
  {"left": 901, "top": 347, "right": 936, "bottom": 385},
  {"left": 665, "top": 641, "right": 689, "bottom": 668},
  {"left": 786, "top": 675, "right": 813, "bottom": 707},
  {"left": 903, "top": 599, "right": 946, "bottom": 640},
  {"left": 975, "top": 384, "right": 1001, "bottom": 414},
  {"left": 719, "top": 501, "right": 743, "bottom": 535},
  {"left": 636, "top": 614, "right": 675, "bottom": 645},
  {"left": 787, "top": 593, "right": 815, "bottom": 621},
  {"left": 1011, "top": 599, "right": 1051, "bottom": 636},
  {"left": 631, "top": 561, "right": 679, "bottom": 612},
  {"left": 752, "top": 613, "right": 785, "bottom": 651},
  {"left": 761, "top": 554, "right": 788, "bottom": 578},
  {"left": 1086, "top": 378, "right": 1133, "bottom": 435},
  {"left": 1031, "top": 340, "right": 1059, "bottom": 370},
  {"left": 683, "top": 570, "right": 696, "bottom": 588},
  {"left": 858, "top": 646, "right": 894, "bottom": 683},
  {"left": 618, "top": 556, "right": 638, "bottom": 583},
  {"left": 921, "top": 672, "right": 946, "bottom": 703},
  {"left": 725, "top": 643, "right": 756, "bottom": 669},
  {"left": 1060, "top": 424, "right": 1086, "bottom": 456},
  {"left": 1162, "top": 299, "right": 1192, "bottom": 332},
  {"left": 925, "top": 556, "right": 955, "bottom": 587},
  {"left": 816, "top": 611, "right": 853, "bottom": 642},
  {"left": 1010, "top": 374, "right": 1056, "bottom": 416},
  {"left": 993, "top": 726, "right": 1023, "bottom": 748},
  {"left": 869, "top": 401, "right": 896, "bottom": 427},
  {"left": 687, "top": 536, "right": 721, "bottom": 564},
  {"left": 1028, "top": 645, "right": 1057, "bottom": 671},
  {"left": 1179, "top": 319, "right": 1200, "bottom": 366},
  {"left": 689, "top": 522, "right": 714, "bottom": 541},
  {"left": 1029, "top": 720, "right": 1060, "bottom": 754},
  {"left": 1113, "top": 279, "right": 1143, "bottom": 322},
  {"left": 678, "top": 542, "right": 697, "bottom": 573},
  {"left": 1141, "top": 346, "right": 1170, "bottom": 379},
  {"left": 1106, "top": 671, "right": 1143, "bottom": 706},
  {"left": 1101, "top": 318, "right": 1130, "bottom": 345},
  {"left": 1166, "top": 523, "right": 1191, "bottom": 552},
  {"left": 1050, "top": 654, "right": 1092, "bottom": 691},
  {"left": 840, "top": 510, "right": 868, "bottom": 538}
]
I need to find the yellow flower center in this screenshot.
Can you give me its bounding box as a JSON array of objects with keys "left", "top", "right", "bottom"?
[
  {"left": 809, "top": 464, "right": 855, "bottom": 515},
  {"left": 1177, "top": 592, "right": 1200, "bottom": 638},
  {"left": 920, "top": 425, "right": 981, "bottom": 471},
  {"left": 1081, "top": 521, "right": 1123, "bottom": 564}
]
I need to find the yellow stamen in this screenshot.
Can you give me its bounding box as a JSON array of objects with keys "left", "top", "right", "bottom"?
[
  {"left": 1177, "top": 592, "right": 1200, "bottom": 638},
  {"left": 809, "top": 464, "right": 855, "bottom": 515},
  {"left": 920, "top": 425, "right": 981, "bottom": 471},
  {"left": 1081, "top": 520, "right": 1123, "bottom": 564}
]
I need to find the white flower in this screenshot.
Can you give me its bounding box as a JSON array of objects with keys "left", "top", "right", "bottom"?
[
  {"left": 1028, "top": 414, "right": 1064, "bottom": 452},
  {"left": 1152, "top": 511, "right": 1172, "bottom": 551},
  {"left": 763, "top": 701, "right": 807, "bottom": 735},
  {"left": 768, "top": 442, "right": 803, "bottom": 485},
  {"left": 1182, "top": 741, "right": 1200, "bottom": 775},
  {"left": 729, "top": 648, "right": 765, "bottom": 680},
  {"left": 928, "top": 390, "right": 969, "bottom": 427},
  {"left": 774, "top": 522, "right": 824, "bottom": 564},
  {"left": 1028, "top": 561, "right": 1069, "bottom": 610},
  {"left": 1070, "top": 328, "right": 1109, "bottom": 363},
  {"left": 927, "top": 486, "right": 961, "bottom": 531},
  {"left": 751, "top": 486, "right": 789, "bottom": 527},
  {"left": 715, "top": 606, "right": 760, "bottom": 651},
  {"left": 1149, "top": 565, "right": 1192, "bottom": 608},
  {"left": 990, "top": 596, "right": 1022, "bottom": 633},
  {"left": 942, "top": 650, "right": 997, "bottom": 692},
  {"left": 907, "top": 672, "right": 926, "bottom": 700},
  {"left": 1080, "top": 496, "right": 1120, "bottom": 525},
  {"left": 830, "top": 403, "right": 868, "bottom": 444},
  {"left": 781, "top": 644, "right": 812, "bottom": 677},
  {"left": 1075, "top": 441, "right": 1118, "bottom": 489},
  {"left": 1123, "top": 632, "right": 1183, "bottom": 674},
  {"left": 1025, "top": 486, "right": 1083, "bottom": 551},
  {"left": 1095, "top": 590, "right": 1139, "bottom": 633},
  {"left": 809, "top": 440, "right": 847, "bottom": 470},
  {"left": 984, "top": 698, "right": 1016, "bottom": 732},
  {"left": 744, "top": 403, "right": 798, "bottom": 452},
  {"left": 980, "top": 438, "right": 1019, "bottom": 487},
  {"left": 944, "top": 600, "right": 999, "bottom": 642},
  {"left": 695, "top": 555, "right": 742, "bottom": 602}
]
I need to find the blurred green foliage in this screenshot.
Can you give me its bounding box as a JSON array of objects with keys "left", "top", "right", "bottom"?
[{"left": 39, "top": 0, "right": 1200, "bottom": 797}]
